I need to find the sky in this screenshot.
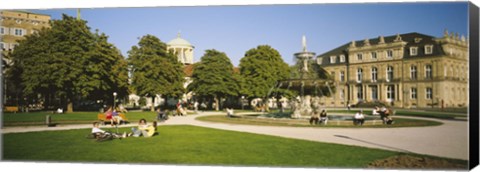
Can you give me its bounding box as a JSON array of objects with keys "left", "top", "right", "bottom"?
[{"left": 28, "top": 2, "right": 469, "bottom": 66}]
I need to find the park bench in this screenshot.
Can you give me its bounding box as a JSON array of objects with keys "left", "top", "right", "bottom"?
[
  {"left": 4, "top": 106, "right": 19, "bottom": 113},
  {"left": 97, "top": 113, "right": 129, "bottom": 125}
]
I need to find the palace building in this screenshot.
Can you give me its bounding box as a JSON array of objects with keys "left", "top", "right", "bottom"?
[
  {"left": 1, "top": 10, "right": 51, "bottom": 53},
  {"left": 316, "top": 31, "right": 468, "bottom": 108}
]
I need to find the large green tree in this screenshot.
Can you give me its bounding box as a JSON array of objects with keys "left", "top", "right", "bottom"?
[
  {"left": 128, "top": 35, "right": 185, "bottom": 111},
  {"left": 239, "top": 45, "right": 290, "bottom": 100},
  {"left": 8, "top": 14, "right": 128, "bottom": 112},
  {"left": 187, "top": 49, "right": 238, "bottom": 111}
]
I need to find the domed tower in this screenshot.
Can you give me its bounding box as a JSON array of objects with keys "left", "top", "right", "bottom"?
[{"left": 167, "top": 32, "right": 194, "bottom": 65}]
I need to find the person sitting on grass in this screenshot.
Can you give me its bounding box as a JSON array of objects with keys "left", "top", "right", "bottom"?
[
  {"left": 353, "top": 110, "right": 365, "bottom": 126},
  {"left": 156, "top": 108, "right": 168, "bottom": 122},
  {"left": 319, "top": 109, "right": 328, "bottom": 125},
  {"left": 128, "top": 119, "right": 156, "bottom": 137},
  {"left": 91, "top": 122, "right": 125, "bottom": 140},
  {"left": 309, "top": 110, "right": 320, "bottom": 125}
]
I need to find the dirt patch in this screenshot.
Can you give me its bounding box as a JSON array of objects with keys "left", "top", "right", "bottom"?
[{"left": 368, "top": 155, "right": 467, "bottom": 170}]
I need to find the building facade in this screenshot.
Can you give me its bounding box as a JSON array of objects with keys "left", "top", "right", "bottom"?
[
  {"left": 317, "top": 31, "right": 468, "bottom": 108},
  {"left": 1, "top": 10, "right": 51, "bottom": 106},
  {"left": 1, "top": 10, "right": 50, "bottom": 55}
]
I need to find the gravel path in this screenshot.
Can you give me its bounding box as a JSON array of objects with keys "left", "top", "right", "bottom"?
[{"left": 1, "top": 111, "right": 468, "bottom": 160}]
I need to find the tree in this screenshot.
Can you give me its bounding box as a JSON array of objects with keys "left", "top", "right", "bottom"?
[
  {"left": 128, "top": 35, "right": 185, "bottom": 112},
  {"left": 187, "top": 49, "right": 238, "bottom": 111},
  {"left": 239, "top": 45, "right": 290, "bottom": 101},
  {"left": 8, "top": 14, "right": 128, "bottom": 112}
]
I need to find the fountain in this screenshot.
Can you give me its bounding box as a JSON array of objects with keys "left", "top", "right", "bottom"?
[{"left": 272, "top": 35, "right": 335, "bottom": 118}]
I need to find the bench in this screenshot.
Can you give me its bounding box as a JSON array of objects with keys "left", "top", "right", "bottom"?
[
  {"left": 4, "top": 106, "right": 19, "bottom": 113},
  {"left": 97, "top": 113, "right": 129, "bottom": 125}
]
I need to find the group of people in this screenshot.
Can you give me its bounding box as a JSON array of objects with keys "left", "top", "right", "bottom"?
[
  {"left": 372, "top": 106, "right": 394, "bottom": 124},
  {"left": 309, "top": 109, "right": 328, "bottom": 125},
  {"left": 91, "top": 118, "right": 157, "bottom": 141},
  {"left": 104, "top": 106, "right": 125, "bottom": 126}
]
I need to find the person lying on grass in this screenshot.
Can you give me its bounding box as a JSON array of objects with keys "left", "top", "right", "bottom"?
[
  {"left": 91, "top": 122, "right": 126, "bottom": 139},
  {"left": 128, "top": 119, "right": 156, "bottom": 137}
]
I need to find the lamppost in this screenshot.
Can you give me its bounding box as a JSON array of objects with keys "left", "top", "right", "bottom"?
[
  {"left": 241, "top": 96, "right": 245, "bottom": 110},
  {"left": 113, "top": 92, "right": 117, "bottom": 109}
]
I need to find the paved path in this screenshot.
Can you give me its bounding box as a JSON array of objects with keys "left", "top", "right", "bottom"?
[{"left": 1, "top": 111, "right": 468, "bottom": 160}]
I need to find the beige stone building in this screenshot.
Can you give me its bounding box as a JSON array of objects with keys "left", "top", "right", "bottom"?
[
  {"left": 1, "top": 10, "right": 50, "bottom": 55},
  {"left": 317, "top": 31, "right": 468, "bottom": 108}
]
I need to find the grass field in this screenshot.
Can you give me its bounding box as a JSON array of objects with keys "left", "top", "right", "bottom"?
[{"left": 2, "top": 125, "right": 467, "bottom": 169}]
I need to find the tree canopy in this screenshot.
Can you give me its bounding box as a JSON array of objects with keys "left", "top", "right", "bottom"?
[
  {"left": 238, "top": 45, "right": 290, "bottom": 99},
  {"left": 128, "top": 34, "right": 185, "bottom": 111},
  {"left": 187, "top": 49, "right": 239, "bottom": 110},
  {"left": 7, "top": 14, "right": 128, "bottom": 112}
]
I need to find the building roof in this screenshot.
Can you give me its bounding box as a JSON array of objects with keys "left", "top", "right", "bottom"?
[
  {"left": 167, "top": 33, "right": 193, "bottom": 48},
  {"left": 317, "top": 32, "right": 446, "bottom": 66}
]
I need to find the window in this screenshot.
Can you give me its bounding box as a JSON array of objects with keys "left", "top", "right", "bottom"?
[
  {"left": 426, "top": 88, "right": 433, "bottom": 99},
  {"left": 340, "top": 71, "right": 345, "bottom": 82},
  {"left": 410, "top": 65, "right": 417, "bottom": 80},
  {"left": 371, "top": 86, "right": 378, "bottom": 100},
  {"left": 371, "top": 52, "right": 377, "bottom": 59},
  {"left": 340, "top": 55, "right": 345, "bottom": 62},
  {"left": 386, "top": 50, "right": 393, "bottom": 58},
  {"left": 387, "top": 85, "right": 395, "bottom": 100},
  {"left": 357, "top": 85, "right": 363, "bottom": 100},
  {"left": 316, "top": 57, "right": 323, "bottom": 65},
  {"left": 410, "top": 47, "right": 418, "bottom": 56},
  {"left": 330, "top": 56, "right": 336, "bottom": 64},
  {"left": 357, "top": 68, "right": 363, "bottom": 82},
  {"left": 411, "top": 88, "right": 417, "bottom": 99},
  {"left": 371, "top": 67, "right": 377, "bottom": 82},
  {"left": 0, "top": 42, "right": 6, "bottom": 50},
  {"left": 357, "top": 53, "right": 363, "bottom": 61},
  {"left": 387, "top": 66, "right": 393, "bottom": 82},
  {"left": 425, "top": 65, "right": 432, "bottom": 79},
  {"left": 14, "top": 28, "right": 25, "bottom": 36},
  {"left": 0, "top": 27, "right": 6, "bottom": 35},
  {"left": 425, "top": 45, "right": 433, "bottom": 54}
]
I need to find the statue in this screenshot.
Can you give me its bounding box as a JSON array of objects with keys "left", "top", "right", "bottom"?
[{"left": 302, "top": 35, "right": 307, "bottom": 52}]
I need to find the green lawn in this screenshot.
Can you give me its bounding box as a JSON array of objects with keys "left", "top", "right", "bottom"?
[
  {"left": 2, "top": 125, "right": 467, "bottom": 169},
  {"left": 196, "top": 115, "right": 442, "bottom": 128},
  {"left": 2, "top": 111, "right": 160, "bottom": 126}
]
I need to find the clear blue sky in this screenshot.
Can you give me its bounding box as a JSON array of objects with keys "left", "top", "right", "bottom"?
[{"left": 31, "top": 2, "right": 468, "bottom": 66}]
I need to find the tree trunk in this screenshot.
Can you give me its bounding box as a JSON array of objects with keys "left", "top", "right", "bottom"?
[
  {"left": 151, "top": 96, "right": 155, "bottom": 112},
  {"left": 67, "top": 98, "right": 73, "bottom": 113},
  {"left": 214, "top": 96, "right": 219, "bottom": 111}
]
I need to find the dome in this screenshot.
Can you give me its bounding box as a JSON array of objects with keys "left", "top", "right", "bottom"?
[{"left": 167, "top": 33, "right": 193, "bottom": 47}]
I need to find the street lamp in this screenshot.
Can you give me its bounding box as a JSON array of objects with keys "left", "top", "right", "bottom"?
[
  {"left": 241, "top": 96, "right": 245, "bottom": 110},
  {"left": 113, "top": 92, "right": 117, "bottom": 109}
]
